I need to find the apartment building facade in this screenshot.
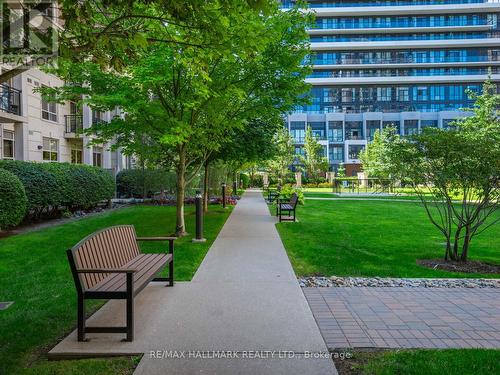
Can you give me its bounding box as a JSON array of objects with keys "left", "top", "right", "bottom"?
[
  {"left": 0, "top": 67, "right": 129, "bottom": 172},
  {"left": 284, "top": 0, "right": 500, "bottom": 175}
]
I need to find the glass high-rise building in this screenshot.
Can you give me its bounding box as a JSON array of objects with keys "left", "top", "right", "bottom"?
[{"left": 284, "top": 0, "right": 500, "bottom": 176}]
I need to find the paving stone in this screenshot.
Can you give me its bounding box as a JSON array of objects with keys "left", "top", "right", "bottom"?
[{"left": 303, "top": 286, "right": 500, "bottom": 350}]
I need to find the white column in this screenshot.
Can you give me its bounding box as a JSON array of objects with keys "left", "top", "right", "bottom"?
[
  {"left": 83, "top": 137, "right": 92, "bottom": 165},
  {"left": 103, "top": 143, "right": 112, "bottom": 169},
  {"left": 14, "top": 122, "right": 29, "bottom": 161}
]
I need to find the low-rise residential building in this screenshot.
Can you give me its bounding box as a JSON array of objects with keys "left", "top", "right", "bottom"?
[{"left": 0, "top": 67, "right": 129, "bottom": 172}]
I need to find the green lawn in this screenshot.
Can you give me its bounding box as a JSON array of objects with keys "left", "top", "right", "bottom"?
[
  {"left": 0, "top": 204, "right": 232, "bottom": 375},
  {"left": 342, "top": 349, "right": 500, "bottom": 375},
  {"left": 304, "top": 192, "right": 426, "bottom": 200},
  {"left": 275, "top": 200, "right": 499, "bottom": 278}
]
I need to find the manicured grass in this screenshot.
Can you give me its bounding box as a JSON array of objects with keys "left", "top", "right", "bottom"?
[
  {"left": 275, "top": 200, "right": 499, "bottom": 278},
  {"left": 304, "top": 192, "right": 425, "bottom": 200},
  {"left": 0, "top": 204, "right": 232, "bottom": 374},
  {"left": 349, "top": 349, "right": 500, "bottom": 375}
]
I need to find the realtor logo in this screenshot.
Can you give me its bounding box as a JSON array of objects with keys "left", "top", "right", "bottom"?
[{"left": 1, "top": 0, "right": 58, "bottom": 67}]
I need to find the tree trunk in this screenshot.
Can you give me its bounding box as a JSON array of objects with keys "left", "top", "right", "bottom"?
[
  {"left": 175, "top": 148, "right": 187, "bottom": 237},
  {"left": 451, "top": 225, "right": 462, "bottom": 261},
  {"left": 461, "top": 225, "right": 471, "bottom": 262},
  {"left": 141, "top": 160, "right": 147, "bottom": 200},
  {"left": 203, "top": 160, "right": 209, "bottom": 213}
]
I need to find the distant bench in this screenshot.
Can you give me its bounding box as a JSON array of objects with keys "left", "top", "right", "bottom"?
[
  {"left": 276, "top": 193, "right": 298, "bottom": 222},
  {"left": 66, "top": 225, "right": 175, "bottom": 342}
]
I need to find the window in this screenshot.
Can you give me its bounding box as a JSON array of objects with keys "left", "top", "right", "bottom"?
[
  {"left": 93, "top": 146, "right": 103, "bottom": 167},
  {"left": 377, "top": 87, "right": 392, "bottom": 102},
  {"left": 366, "top": 120, "right": 381, "bottom": 141},
  {"left": 421, "top": 120, "right": 438, "bottom": 129},
  {"left": 329, "top": 146, "right": 343, "bottom": 162},
  {"left": 404, "top": 120, "right": 419, "bottom": 135},
  {"left": 92, "top": 111, "right": 104, "bottom": 124},
  {"left": 415, "top": 86, "right": 428, "bottom": 101},
  {"left": 328, "top": 121, "right": 343, "bottom": 142},
  {"left": 41, "top": 87, "right": 57, "bottom": 122},
  {"left": 309, "top": 122, "right": 326, "bottom": 139},
  {"left": 42, "top": 137, "right": 58, "bottom": 161},
  {"left": 348, "top": 145, "right": 365, "bottom": 160},
  {"left": 345, "top": 121, "right": 363, "bottom": 140},
  {"left": 71, "top": 148, "right": 83, "bottom": 164},
  {"left": 396, "top": 87, "right": 409, "bottom": 101},
  {"left": 2, "top": 130, "right": 14, "bottom": 159}
]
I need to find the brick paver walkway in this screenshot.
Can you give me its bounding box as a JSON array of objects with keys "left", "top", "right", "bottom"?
[{"left": 304, "top": 287, "right": 500, "bottom": 349}]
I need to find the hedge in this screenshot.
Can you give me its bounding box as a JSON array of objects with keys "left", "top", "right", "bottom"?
[
  {"left": 0, "top": 169, "right": 27, "bottom": 229},
  {"left": 116, "top": 169, "right": 175, "bottom": 198},
  {"left": 0, "top": 160, "right": 115, "bottom": 217}
]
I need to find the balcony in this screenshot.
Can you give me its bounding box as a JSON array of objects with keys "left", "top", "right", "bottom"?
[
  {"left": 282, "top": 0, "right": 488, "bottom": 9},
  {"left": 65, "top": 115, "right": 83, "bottom": 137},
  {"left": 0, "top": 84, "right": 21, "bottom": 116}
]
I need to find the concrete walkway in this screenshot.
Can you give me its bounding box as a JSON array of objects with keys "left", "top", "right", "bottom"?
[
  {"left": 49, "top": 190, "right": 336, "bottom": 374},
  {"left": 305, "top": 287, "right": 500, "bottom": 350}
]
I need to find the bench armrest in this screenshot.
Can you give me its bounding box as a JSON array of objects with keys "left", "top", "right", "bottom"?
[
  {"left": 136, "top": 237, "right": 175, "bottom": 256},
  {"left": 136, "top": 237, "right": 177, "bottom": 242},
  {"left": 77, "top": 268, "right": 136, "bottom": 274}
]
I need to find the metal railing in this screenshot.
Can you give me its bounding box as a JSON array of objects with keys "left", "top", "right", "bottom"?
[
  {"left": 332, "top": 178, "right": 396, "bottom": 194},
  {"left": 65, "top": 114, "right": 83, "bottom": 133},
  {"left": 0, "top": 84, "right": 21, "bottom": 116}
]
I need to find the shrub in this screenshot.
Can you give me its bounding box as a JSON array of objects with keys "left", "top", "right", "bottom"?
[
  {"left": 239, "top": 173, "right": 250, "bottom": 189},
  {"left": 0, "top": 160, "right": 60, "bottom": 214},
  {"left": 0, "top": 161, "right": 115, "bottom": 216},
  {"left": 0, "top": 169, "right": 27, "bottom": 229},
  {"left": 251, "top": 174, "right": 263, "bottom": 188},
  {"left": 42, "top": 163, "right": 115, "bottom": 209},
  {"left": 117, "top": 169, "right": 174, "bottom": 198},
  {"left": 280, "top": 185, "right": 304, "bottom": 205}
]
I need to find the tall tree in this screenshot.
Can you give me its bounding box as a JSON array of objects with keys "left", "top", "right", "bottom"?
[
  {"left": 46, "top": 1, "right": 311, "bottom": 236},
  {"left": 0, "top": 0, "right": 273, "bottom": 82}
]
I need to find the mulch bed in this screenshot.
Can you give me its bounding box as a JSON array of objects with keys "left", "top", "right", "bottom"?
[{"left": 417, "top": 259, "right": 500, "bottom": 274}]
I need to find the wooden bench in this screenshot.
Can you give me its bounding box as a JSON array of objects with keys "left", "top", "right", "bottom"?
[
  {"left": 66, "top": 225, "right": 175, "bottom": 342},
  {"left": 276, "top": 193, "right": 298, "bottom": 222}
]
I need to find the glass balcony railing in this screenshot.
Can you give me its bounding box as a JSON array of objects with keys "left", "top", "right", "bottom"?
[
  {"left": 308, "top": 67, "right": 499, "bottom": 78},
  {"left": 282, "top": 0, "right": 493, "bottom": 9},
  {"left": 313, "top": 20, "right": 493, "bottom": 30},
  {"left": 313, "top": 55, "right": 500, "bottom": 65},
  {"left": 65, "top": 114, "right": 83, "bottom": 133},
  {"left": 0, "top": 84, "right": 21, "bottom": 116},
  {"left": 310, "top": 31, "right": 499, "bottom": 43}
]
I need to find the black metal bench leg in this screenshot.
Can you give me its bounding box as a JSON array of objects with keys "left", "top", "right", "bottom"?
[
  {"left": 77, "top": 294, "right": 86, "bottom": 342},
  {"left": 125, "top": 273, "right": 134, "bottom": 341},
  {"left": 169, "top": 260, "right": 174, "bottom": 287}
]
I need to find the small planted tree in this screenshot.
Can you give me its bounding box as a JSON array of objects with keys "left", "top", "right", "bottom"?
[
  {"left": 387, "top": 80, "right": 499, "bottom": 261},
  {"left": 359, "top": 127, "right": 396, "bottom": 179},
  {"left": 299, "top": 126, "right": 329, "bottom": 183},
  {"left": 267, "top": 127, "right": 295, "bottom": 183}
]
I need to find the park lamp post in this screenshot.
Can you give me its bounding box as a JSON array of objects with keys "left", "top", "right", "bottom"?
[
  {"left": 192, "top": 190, "right": 206, "bottom": 243},
  {"left": 222, "top": 183, "right": 227, "bottom": 209}
]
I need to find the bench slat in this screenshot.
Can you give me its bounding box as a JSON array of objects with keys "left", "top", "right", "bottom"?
[
  {"left": 73, "top": 226, "right": 142, "bottom": 290},
  {"left": 95, "top": 253, "right": 158, "bottom": 292},
  {"left": 87, "top": 254, "right": 170, "bottom": 294}
]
